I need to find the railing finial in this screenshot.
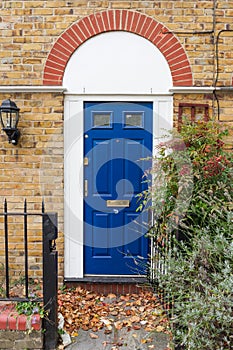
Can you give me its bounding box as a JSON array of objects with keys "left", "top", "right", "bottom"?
[
  {"left": 24, "top": 198, "right": 27, "bottom": 212},
  {"left": 4, "top": 198, "right": 7, "bottom": 212}
]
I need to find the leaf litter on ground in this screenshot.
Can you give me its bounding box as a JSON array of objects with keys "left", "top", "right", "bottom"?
[{"left": 58, "top": 287, "right": 170, "bottom": 338}]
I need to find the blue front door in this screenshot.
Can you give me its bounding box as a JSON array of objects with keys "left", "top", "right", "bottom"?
[{"left": 84, "top": 102, "right": 152, "bottom": 275}]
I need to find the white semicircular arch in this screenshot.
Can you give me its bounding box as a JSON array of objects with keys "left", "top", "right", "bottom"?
[{"left": 63, "top": 31, "right": 172, "bottom": 94}]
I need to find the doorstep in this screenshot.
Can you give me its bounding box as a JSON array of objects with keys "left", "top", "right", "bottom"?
[{"left": 64, "top": 276, "right": 152, "bottom": 295}]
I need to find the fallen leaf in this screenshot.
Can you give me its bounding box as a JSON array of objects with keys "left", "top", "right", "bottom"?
[
  {"left": 130, "top": 315, "right": 140, "bottom": 323},
  {"left": 89, "top": 332, "right": 99, "bottom": 339},
  {"left": 116, "top": 342, "right": 123, "bottom": 346},
  {"left": 120, "top": 295, "right": 130, "bottom": 301},
  {"left": 146, "top": 338, "right": 153, "bottom": 343},
  {"left": 123, "top": 319, "right": 132, "bottom": 327},
  {"left": 110, "top": 310, "right": 118, "bottom": 316},
  {"left": 86, "top": 293, "right": 96, "bottom": 300},
  {"left": 72, "top": 331, "right": 78, "bottom": 337},
  {"left": 67, "top": 318, "right": 73, "bottom": 325},
  {"left": 133, "top": 324, "right": 141, "bottom": 330},
  {"left": 156, "top": 325, "right": 165, "bottom": 332},
  {"left": 101, "top": 318, "right": 112, "bottom": 326},
  {"left": 107, "top": 293, "right": 116, "bottom": 299},
  {"left": 114, "top": 321, "right": 123, "bottom": 330},
  {"left": 141, "top": 338, "right": 147, "bottom": 344}
]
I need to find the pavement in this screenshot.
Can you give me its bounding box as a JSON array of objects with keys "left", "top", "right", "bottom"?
[{"left": 64, "top": 328, "right": 170, "bottom": 350}]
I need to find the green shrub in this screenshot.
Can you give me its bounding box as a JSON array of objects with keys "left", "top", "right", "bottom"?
[
  {"left": 140, "top": 120, "right": 233, "bottom": 349},
  {"left": 159, "top": 225, "right": 233, "bottom": 350}
]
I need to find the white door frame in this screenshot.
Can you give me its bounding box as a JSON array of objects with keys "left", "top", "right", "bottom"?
[{"left": 64, "top": 93, "right": 173, "bottom": 279}]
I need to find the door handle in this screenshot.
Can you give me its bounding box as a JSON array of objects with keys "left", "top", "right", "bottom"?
[{"left": 84, "top": 179, "right": 88, "bottom": 197}]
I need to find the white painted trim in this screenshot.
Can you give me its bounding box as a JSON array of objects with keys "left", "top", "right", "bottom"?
[
  {"left": 218, "top": 87, "right": 233, "bottom": 91},
  {"left": 0, "top": 86, "right": 66, "bottom": 93},
  {"left": 64, "top": 98, "right": 84, "bottom": 278},
  {"left": 64, "top": 93, "right": 173, "bottom": 97},
  {"left": 169, "top": 86, "right": 216, "bottom": 93},
  {"left": 0, "top": 86, "right": 220, "bottom": 94},
  {"left": 0, "top": 86, "right": 225, "bottom": 94},
  {"left": 64, "top": 94, "right": 173, "bottom": 279}
]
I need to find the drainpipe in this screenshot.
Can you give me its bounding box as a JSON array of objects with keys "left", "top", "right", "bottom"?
[{"left": 214, "top": 28, "right": 233, "bottom": 120}]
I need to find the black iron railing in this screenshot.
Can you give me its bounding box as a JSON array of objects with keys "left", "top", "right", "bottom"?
[{"left": 0, "top": 199, "right": 58, "bottom": 350}]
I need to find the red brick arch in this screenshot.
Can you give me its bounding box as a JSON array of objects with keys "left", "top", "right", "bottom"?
[{"left": 43, "top": 10, "right": 193, "bottom": 87}]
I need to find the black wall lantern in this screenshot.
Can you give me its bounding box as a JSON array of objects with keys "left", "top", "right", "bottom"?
[{"left": 0, "top": 99, "right": 20, "bottom": 145}]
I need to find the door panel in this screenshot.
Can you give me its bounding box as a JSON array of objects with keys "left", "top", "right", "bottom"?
[
  {"left": 84, "top": 102, "right": 152, "bottom": 275},
  {"left": 93, "top": 140, "right": 112, "bottom": 195}
]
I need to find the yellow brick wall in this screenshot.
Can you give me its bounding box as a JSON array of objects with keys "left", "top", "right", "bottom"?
[
  {"left": 0, "top": 92, "right": 64, "bottom": 284},
  {"left": 0, "top": 0, "right": 232, "bottom": 87},
  {"left": 173, "top": 92, "right": 233, "bottom": 148},
  {"left": 0, "top": 1, "right": 232, "bottom": 283},
  {"left": 214, "top": 91, "right": 233, "bottom": 148}
]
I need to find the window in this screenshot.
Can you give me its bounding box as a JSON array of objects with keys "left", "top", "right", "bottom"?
[
  {"left": 178, "top": 103, "right": 209, "bottom": 130},
  {"left": 124, "top": 112, "right": 144, "bottom": 128},
  {"left": 92, "top": 112, "right": 112, "bottom": 128}
]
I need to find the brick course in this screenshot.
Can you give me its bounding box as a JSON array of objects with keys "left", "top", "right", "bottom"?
[
  {"left": 43, "top": 10, "right": 193, "bottom": 86},
  {"left": 0, "top": 312, "right": 41, "bottom": 331}
]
